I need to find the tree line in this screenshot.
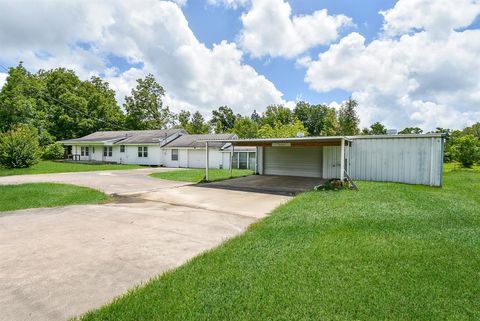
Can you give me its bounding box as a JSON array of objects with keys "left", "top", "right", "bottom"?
[{"left": 0, "top": 63, "right": 479, "bottom": 168}]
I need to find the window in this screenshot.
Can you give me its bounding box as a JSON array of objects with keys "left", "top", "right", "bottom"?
[
  {"left": 103, "top": 146, "right": 112, "bottom": 157},
  {"left": 120, "top": 145, "right": 125, "bottom": 153},
  {"left": 239, "top": 152, "right": 248, "bottom": 169},
  {"left": 171, "top": 149, "right": 178, "bottom": 161},
  {"left": 92, "top": 147, "right": 95, "bottom": 154},
  {"left": 138, "top": 146, "right": 148, "bottom": 158},
  {"left": 81, "top": 146, "right": 89, "bottom": 157}
]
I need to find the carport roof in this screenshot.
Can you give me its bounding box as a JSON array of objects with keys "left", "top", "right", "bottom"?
[{"left": 200, "top": 136, "right": 351, "bottom": 146}]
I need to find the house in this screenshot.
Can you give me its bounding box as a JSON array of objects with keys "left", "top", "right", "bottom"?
[
  {"left": 200, "top": 134, "right": 445, "bottom": 186},
  {"left": 59, "top": 130, "right": 257, "bottom": 169}
]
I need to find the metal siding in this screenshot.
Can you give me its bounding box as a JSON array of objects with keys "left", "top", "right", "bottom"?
[
  {"left": 322, "top": 146, "right": 341, "bottom": 179},
  {"left": 264, "top": 146, "right": 322, "bottom": 177},
  {"left": 350, "top": 137, "right": 443, "bottom": 186}
]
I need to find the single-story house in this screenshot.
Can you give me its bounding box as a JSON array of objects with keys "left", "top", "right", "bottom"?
[
  {"left": 59, "top": 130, "right": 257, "bottom": 169},
  {"left": 201, "top": 134, "right": 445, "bottom": 186}
]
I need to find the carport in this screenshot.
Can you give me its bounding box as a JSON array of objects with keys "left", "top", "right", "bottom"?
[{"left": 202, "top": 136, "right": 352, "bottom": 185}]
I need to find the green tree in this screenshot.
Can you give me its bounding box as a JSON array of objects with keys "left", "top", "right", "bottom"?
[
  {"left": 0, "top": 125, "right": 40, "bottom": 168},
  {"left": 258, "top": 120, "right": 307, "bottom": 138},
  {"left": 0, "top": 63, "right": 40, "bottom": 132},
  {"left": 210, "top": 106, "right": 236, "bottom": 133},
  {"left": 250, "top": 110, "right": 260, "bottom": 123},
  {"left": 261, "top": 105, "right": 295, "bottom": 127},
  {"left": 462, "top": 122, "right": 480, "bottom": 138},
  {"left": 177, "top": 110, "right": 191, "bottom": 129},
  {"left": 42, "top": 143, "right": 64, "bottom": 160},
  {"left": 369, "top": 122, "right": 387, "bottom": 135},
  {"left": 232, "top": 117, "right": 259, "bottom": 138},
  {"left": 337, "top": 98, "right": 360, "bottom": 135},
  {"left": 452, "top": 135, "right": 480, "bottom": 168},
  {"left": 187, "top": 111, "right": 210, "bottom": 134},
  {"left": 124, "top": 74, "right": 173, "bottom": 130},
  {"left": 293, "top": 101, "right": 338, "bottom": 136},
  {"left": 399, "top": 127, "right": 423, "bottom": 134}
]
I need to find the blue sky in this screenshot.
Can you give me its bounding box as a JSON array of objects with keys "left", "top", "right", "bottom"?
[{"left": 0, "top": 0, "right": 479, "bottom": 130}]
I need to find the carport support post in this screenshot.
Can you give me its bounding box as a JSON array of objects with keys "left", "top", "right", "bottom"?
[
  {"left": 340, "top": 138, "right": 345, "bottom": 182},
  {"left": 230, "top": 144, "right": 234, "bottom": 178},
  {"left": 205, "top": 141, "right": 209, "bottom": 181}
]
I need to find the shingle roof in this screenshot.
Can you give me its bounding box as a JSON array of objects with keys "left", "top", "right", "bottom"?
[
  {"left": 59, "top": 129, "right": 184, "bottom": 144},
  {"left": 164, "top": 133, "right": 237, "bottom": 148}
]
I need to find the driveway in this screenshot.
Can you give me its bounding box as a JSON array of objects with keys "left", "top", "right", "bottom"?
[{"left": 0, "top": 170, "right": 290, "bottom": 321}]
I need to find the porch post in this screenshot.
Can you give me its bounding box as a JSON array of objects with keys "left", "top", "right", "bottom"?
[
  {"left": 340, "top": 138, "right": 345, "bottom": 181},
  {"left": 230, "top": 144, "right": 234, "bottom": 178},
  {"left": 205, "top": 141, "right": 209, "bottom": 181}
]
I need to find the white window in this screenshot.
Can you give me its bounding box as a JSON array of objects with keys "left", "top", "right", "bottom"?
[
  {"left": 171, "top": 149, "right": 178, "bottom": 161},
  {"left": 138, "top": 146, "right": 148, "bottom": 157},
  {"left": 103, "top": 146, "right": 112, "bottom": 157},
  {"left": 81, "top": 146, "right": 89, "bottom": 156},
  {"left": 120, "top": 145, "right": 125, "bottom": 153}
]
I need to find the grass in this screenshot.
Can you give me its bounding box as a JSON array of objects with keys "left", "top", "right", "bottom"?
[
  {"left": 0, "top": 161, "right": 143, "bottom": 177},
  {"left": 0, "top": 183, "right": 108, "bottom": 212},
  {"left": 150, "top": 168, "right": 254, "bottom": 183},
  {"left": 81, "top": 164, "right": 480, "bottom": 321}
]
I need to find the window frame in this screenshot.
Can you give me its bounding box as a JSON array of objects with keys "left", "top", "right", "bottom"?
[
  {"left": 171, "top": 149, "right": 179, "bottom": 161},
  {"left": 120, "top": 145, "right": 125, "bottom": 153}
]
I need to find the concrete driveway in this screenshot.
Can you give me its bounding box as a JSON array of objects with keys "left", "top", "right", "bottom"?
[{"left": 0, "top": 170, "right": 290, "bottom": 321}]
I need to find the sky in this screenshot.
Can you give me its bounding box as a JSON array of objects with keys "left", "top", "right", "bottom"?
[{"left": 0, "top": 0, "right": 479, "bottom": 131}]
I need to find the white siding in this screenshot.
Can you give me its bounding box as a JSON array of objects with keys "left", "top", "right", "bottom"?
[
  {"left": 350, "top": 137, "right": 443, "bottom": 186},
  {"left": 163, "top": 148, "right": 224, "bottom": 169},
  {"left": 123, "top": 145, "right": 161, "bottom": 165},
  {"left": 263, "top": 146, "right": 323, "bottom": 177}
]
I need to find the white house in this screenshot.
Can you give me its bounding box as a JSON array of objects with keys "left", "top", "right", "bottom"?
[{"left": 59, "top": 130, "right": 256, "bottom": 169}]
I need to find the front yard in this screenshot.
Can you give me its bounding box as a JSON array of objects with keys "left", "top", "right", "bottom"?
[
  {"left": 150, "top": 168, "right": 253, "bottom": 183},
  {"left": 0, "top": 161, "right": 143, "bottom": 177},
  {"left": 0, "top": 183, "right": 108, "bottom": 212},
  {"left": 80, "top": 164, "right": 480, "bottom": 320}
]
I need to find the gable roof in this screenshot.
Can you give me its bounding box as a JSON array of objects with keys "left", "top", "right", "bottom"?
[
  {"left": 164, "top": 133, "right": 237, "bottom": 148},
  {"left": 59, "top": 129, "right": 185, "bottom": 145}
]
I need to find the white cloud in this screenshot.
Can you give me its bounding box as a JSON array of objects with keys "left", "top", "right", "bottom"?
[
  {"left": 380, "top": 0, "right": 480, "bottom": 37},
  {"left": 0, "top": 0, "right": 285, "bottom": 115},
  {"left": 0, "top": 73, "right": 7, "bottom": 89},
  {"left": 238, "top": 0, "right": 351, "bottom": 58},
  {"left": 207, "top": 0, "right": 248, "bottom": 9},
  {"left": 301, "top": 0, "right": 480, "bottom": 130}
]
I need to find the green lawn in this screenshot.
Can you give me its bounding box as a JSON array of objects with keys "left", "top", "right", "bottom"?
[
  {"left": 0, "top": 161, "right": 143, "bottom": 177},
  {"left": 150, "top": 168, "right": 254, "bottom": 183},
  {"left": 81, "top": 164, "right": 480, "bottom": 321},
  {"left": 0, "top": 183, "right": 108, "bottom": 212}
]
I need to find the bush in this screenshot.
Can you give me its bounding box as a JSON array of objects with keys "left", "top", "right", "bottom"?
[
  {"left": 0, "top": 125, "right": 40, "bottom": 168},
  {"left": 42, "top": 143, "right": 64, "bottom": 160},
  {"left": 452, "top": 134, "right": 480, "bottom": 168}
]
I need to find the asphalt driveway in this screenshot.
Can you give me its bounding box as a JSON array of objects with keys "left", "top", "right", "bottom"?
[{"left": 0, "top": 170, "right": 290, "bottom": 321}]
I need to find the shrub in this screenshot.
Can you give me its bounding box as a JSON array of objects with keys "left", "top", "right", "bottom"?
[
  {"left": 452, "top": 134, "right": 480, "bottom": 168},
  {"left": 0, "top": 125, "right": 40, "bottom": 168},
  {"left": 42, "top": 143, "right": 64, "bottom": 160}
]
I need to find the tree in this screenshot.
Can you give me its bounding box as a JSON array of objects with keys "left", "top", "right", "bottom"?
[
  {"left": 462, "top": 122, "right": 480, "bottom": 139},
  {"left": 369, "top": 122, "right": 387, "bottom": 135},
  {"left": 0, "top": 125, "right": 40, "bottom": 168},
  {"left": 337, "top": 98, "right": 360, "bottom": 135},
  {"left": 124, "top": 74, "right": 173, "bottom": 130},
  {"left": 261, "top": 105, "right": 295, "bottom": 127},
  {"left": 187, "top": 111, "right": 209, "bottom": 134},
  {"left": 232, "top": 117, "right": 259, "bottom": 138},
  {"left": 293, "top": 101, "right": 338, "bottom": 136},
  {"left": 258, "top": 120, "right": 307, "bottom": 138},
  {"left": 210, "top": 106, "right": 236, "bottom": 133},
  {"left": 0, "top": 63, "right": 40, "bottom": 132},
  {"left": 399, "top": 127, "right": 423, "bottom": 134},
  {"left": 452, "top": 135, "right": 480, "bottom": 168},
  {"left": 42, "top": 143, "right": 64, "bottom": 160},
  {"left": 177, "top": 110, "right": 191, "bottom": 129},
  {"left": 250, "top": 110, "right": 260, "bottom": 123}
]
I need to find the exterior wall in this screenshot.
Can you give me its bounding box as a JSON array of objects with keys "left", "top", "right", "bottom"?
[
  {"left": 349, "top": 137, "right": 444, "bottom": 186},
  {"left": 72, "top": 144, "right": 161, "bottom": 165},
  {"left": 163, "top": 148, "right": 224, "bottom": 169}
]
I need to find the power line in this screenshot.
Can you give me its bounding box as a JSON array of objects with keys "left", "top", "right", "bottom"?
[{"left": 0, "top": 63, "right": 125, "bottom": 130}]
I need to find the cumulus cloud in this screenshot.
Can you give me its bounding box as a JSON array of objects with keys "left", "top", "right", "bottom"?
[
  {"left": 301, "top": 0, "right": 480, "bottom": 130},
  {"left": 0, "top": 0, "right": 285, "bottom": 115},
  {"left": 238, "top": 0, "right": 351, "bottom": 58},
  {"left": 380, "top": 0, "right": 480, "bottom": 37},
  {"left": 207, "top": 0, "right": 248, "bottom": 9},
  {"left": 0, "top": 73, "right": 7, "bottom": 89}
]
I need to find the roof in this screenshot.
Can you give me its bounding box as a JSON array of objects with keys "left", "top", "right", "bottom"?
[
  {"left": 59, "top": 129, "right": 184, "bottom": 145},
  {"left": 164, "top": 133, "right": 237, "bottom": 148},
  {"left": 200, "top": 133, "right": 445, "bottom": 147}
]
